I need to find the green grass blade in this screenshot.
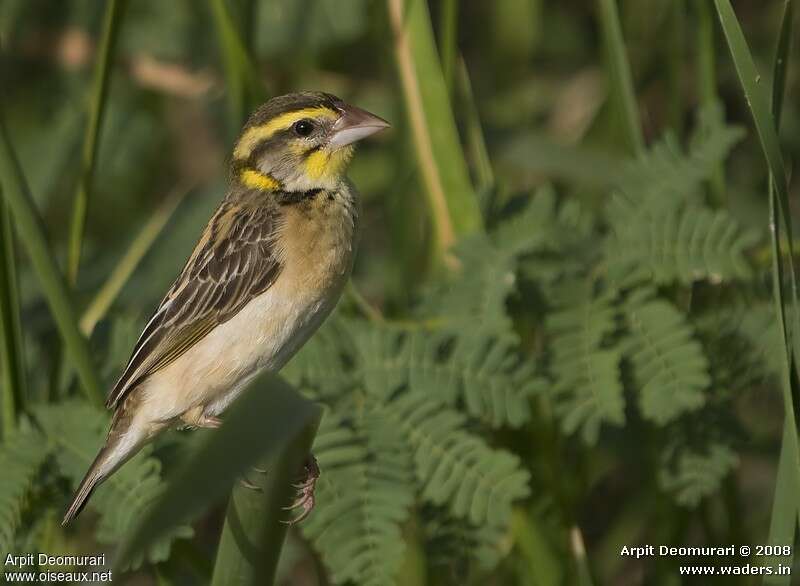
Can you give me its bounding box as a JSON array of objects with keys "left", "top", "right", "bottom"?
[
  {"left": 713, "top": 1, "right": 799, "bottom": 581},
  {"left": 0, "top": 119, "right": 103, "bottom": 406},
  {"left": 771, "top": 0, "right": 794, "bottom": 125},
  {"left": 695, "top": 0, "right": 726, "bottom": 201},
  {"left": 0, "top": 194, "right": 25, "bottom": 436},
  {"left": 209, "top": 0, "right": 266, "bottom": 133},
  {"left": 456, "top": 57, "right": 494, "bottom": 195},
  {"left": 665, "top": 0, "right": 685, "bottom": 132},
  {"left": 210, "top": 415, "right": 320, "bottom": 586},
  {"left": 765, "top": 3, "right": 798, "bottom": 584},
  {"left": 387, "top": 0, "right": 483, "bottom": 261},
  {"left": 571, "top": 526, "right": 596, "bottom": 586},
  {"left": 765, "top": 420, "right": 799, "bottom": 586},
  {"left": 714, "top": 0, "right": 797, "bottom": 274},
  {"left": 438, "top": 0, "right": 458, "bottom": 93},
  {"left": 511, "top": 509, "right": 564, "bottom": 585},
  {"left": 596, "top": 0, "right": 644, "bottom": 154},
  {"left": 80, "top": 183, "right": 191, "bottom": 335},
  {"left": 499, "top": 133, "right": 623, "bottom": 188},
  {"left": 117, "top": 375, "right": 318, "bottom": 570},
  {"left": 66, "top": 0, "right": 127, "bottom": 285}
]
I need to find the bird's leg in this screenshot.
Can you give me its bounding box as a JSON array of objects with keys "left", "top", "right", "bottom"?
[
  {"left": 197, "top": 415, "right": 223, "bottom": 428},
  {"left": 283, "top": 454, "right": 320, "bottom": 525},
  {"left": 239, "top": 476, "right": 262, "bottom": 491},
  {"left": 179, "top": 406, "right": 223, "bottom": 429}
]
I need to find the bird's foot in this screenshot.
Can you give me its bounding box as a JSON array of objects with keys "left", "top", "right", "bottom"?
[
  {"left": 282, "top": 455, "right": 320, "bottom": 525},
  {"left": 239, "top": 476, "right": 262, "bottom": 491},
  {"left": 239, "top": 466, "right": 269, "bottom": 491},
  {"left": 179, "top": 407, "right": 223, "bottom": 430},
  {"left": 197, "top": 415, "right": 223, "bottom": 429}
]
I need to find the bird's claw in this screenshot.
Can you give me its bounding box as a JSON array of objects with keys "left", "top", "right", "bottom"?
[
  {"left": 239, "top": 477, "right": 262, "bottom": 491},
  {"left": 282, "top": 455, "right": 319, "bottom": 525}
]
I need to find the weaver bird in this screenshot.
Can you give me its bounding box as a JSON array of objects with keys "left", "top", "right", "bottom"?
[{"left": 63, "top": 92, "right": 389, "bottom": 525}]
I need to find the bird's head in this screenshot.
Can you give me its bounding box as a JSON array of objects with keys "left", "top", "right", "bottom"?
[{"left": 232, "top": 92, "right": 389, "bottom": 193}]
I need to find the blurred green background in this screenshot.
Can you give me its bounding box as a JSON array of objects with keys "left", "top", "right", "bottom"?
[{"left": 1, "top": 0, "right": 800, "bottom": 585}]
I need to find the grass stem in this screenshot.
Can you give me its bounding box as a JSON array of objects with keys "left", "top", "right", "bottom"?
[
  {"left": 0, "top": 118, "right": 103, "bottom": 406},
  {"left": 597, "top": 0, "right": 644, "bottom": 154},
  {"left": 66, "top": 0, "right": 127, "bottom": 285}
]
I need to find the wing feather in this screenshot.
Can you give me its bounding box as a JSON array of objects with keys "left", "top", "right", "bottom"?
[{"left": 106, "top": 195, "right": 284, "bottom": 409}]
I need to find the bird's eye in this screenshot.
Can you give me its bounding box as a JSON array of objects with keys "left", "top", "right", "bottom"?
[{"left": 293, "top": 119, "right": 315, "bottom": 137}]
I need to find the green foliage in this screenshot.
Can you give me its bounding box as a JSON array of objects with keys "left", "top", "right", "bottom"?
[
  {"left": 0, "top": 429, "right": 50, "bottom": 557},
  {"left": 35, "top": 402, "right": 193, "bottom": 569},
  {"left": 622, "top": 291, "right": 711, "bottom": 425},
  {"left": 659, "top": 441, "right": 739, "bottom": 507},
  {"left": 614, "top": 115, "right": 744, "bottom": 204},
  {"left": 348, "top": 324, "right": 539, "bottom": 427},
  {"left": 537, "top": 112, "right": 749, "bottom": 449},
  {"left": 387, "top": 393, "right": 529, "bottom": 524},
  {"left": 303, "top": 410, "right": 415, "bottom": 586},
  {"left": 606, "top": 198, "right": 758, "bottom": 285},
  {"left": 291, "top": 321, "right": 533, "bottom": 584},
  {"left": 1, "top": 2, "right": 792, "bottom": 585},
  {"left": 546, "top": 282, "right": 624, "bottom": 443}
]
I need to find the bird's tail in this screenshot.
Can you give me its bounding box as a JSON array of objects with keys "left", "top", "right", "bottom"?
[{"left": 62, "top": 415, "right": 146, "bottom": 526}]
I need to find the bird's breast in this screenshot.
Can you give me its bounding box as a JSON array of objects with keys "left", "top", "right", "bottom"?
[{"left": 277, "top": 185, "right": 358, "bottom": 293}]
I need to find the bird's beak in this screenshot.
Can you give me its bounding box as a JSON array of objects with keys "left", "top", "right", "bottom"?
[{"left": 329, "top": 104, "right": 390, "bottom": 148}]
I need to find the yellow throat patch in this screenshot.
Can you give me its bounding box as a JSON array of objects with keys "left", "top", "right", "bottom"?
[
  {"left": 304, "top": 146, "right": 354, "bottom": 182},
  {"left": 239, "top": 168, "right": 280, "bottom": 191}
]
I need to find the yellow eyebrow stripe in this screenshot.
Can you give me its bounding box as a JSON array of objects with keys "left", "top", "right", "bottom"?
[
  {"left": 233, "top": 107, "right": 339, "bottom": 160},
  {"left": 240, "top": 168, "right": 280, "bottom": 191}
]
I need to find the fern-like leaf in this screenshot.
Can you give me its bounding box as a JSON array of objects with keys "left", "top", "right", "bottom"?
[
  {"left": 302, "top": 408, "right": 415, "bottom": 586},
  {"left": 492, "top": 185, "right": 560, "bottom": 254},
  {"left": 546, "top": 282, "right": 624, "bottom": 443},
  {"left": 659, "top": 441, "right": 738, "bottom": 507},
  {"left": 349, "top": 323, "right": 540, "bottom": 428},
  {"left": 422, "top": 506, "right": 510, "bottom": 572},
  {"left": 283, "top": 317, "right": 356, "bottom": 400},
  {"left": 606, "top": 199, "right": 758, "bottom": 286},
  {"left": 622, "top": 291, "right": 710, "bottom": 425},
  {"left": 0, "top": 429, "right": 51, "bottom": 557},
  {"left": 417, "top": 235, "right": 518, "bottom": 338},
  {"left": 36, "top": 402, "right": 192, "bottom": 568},
  {"left": 420, "top": 187, "right": 568, "bottom": 339},
  {"left": 615, "top": 113, "right": 743, "bottom": 204},
  {"left": 385, "top": 393, "right": 530, "bottom": 526}
]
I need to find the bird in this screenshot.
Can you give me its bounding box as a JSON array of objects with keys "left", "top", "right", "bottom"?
[{"left": 62, "top": 91, "right": 390, "bottom": 526}]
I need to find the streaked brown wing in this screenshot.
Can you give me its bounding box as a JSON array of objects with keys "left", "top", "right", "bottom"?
[{"left": 106, "top": 196, "right": 284, "bottom": 409}]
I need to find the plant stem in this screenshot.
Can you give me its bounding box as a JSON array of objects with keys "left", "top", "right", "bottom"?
[
  {"left": 66, "top": 0, "right": 127, "bottom": 285},
  {"left": 210, "top": 414, "right": 321, "bottom": 586},
  {"left": 345, "top": 282, "right": 384, "bottom": 323},
  {"left": 438, "top": 0, "right": 458, "bottom": 93},
  {"left": 209, "top": 0, "right": 265, "bottom": 135},
  {"left": 80, "top": 183, "right": 191, "bottom": 335},
  {"left": 666, "top": 0, "right": 685, "bottom": 133},
  {"left": 0, "top": 192, "right": 25, "bottom": 437},
  {"left": 715, "top": 2, "right": 800, "bottom": 584},
  {"left": 0, "top": 118, "right": 104, "bottom": 406},
  {"left": 596, "top": 0, "right": 644, "bottom": 154},
  {"left": 695, "top": 0, "right": 726, "bottom": 202},
  {"left": 456, "top": 57, "right": 494, "bottom": 195},
  {"left": 570, "top": 525, "right": 595, "bottom": 586},
  {"left": 387, "top": 0, "right": 483, "bottom": 264}
]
